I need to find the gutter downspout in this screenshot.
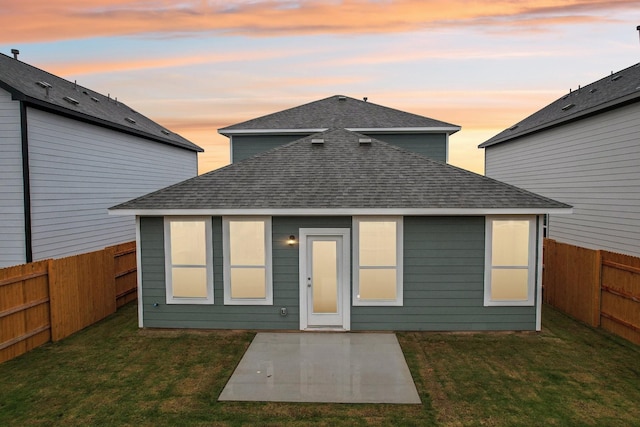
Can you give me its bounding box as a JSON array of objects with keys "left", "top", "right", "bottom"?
[{"left": 20, "top": 101, "right": 33, "bottom": 263}]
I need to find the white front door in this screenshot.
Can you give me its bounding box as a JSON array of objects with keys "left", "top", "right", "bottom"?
[{"left": 299, "top": 229, "right": 350, "bottom": 330}]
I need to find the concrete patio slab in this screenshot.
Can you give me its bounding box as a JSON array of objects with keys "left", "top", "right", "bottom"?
[{"left": 218, "top": 332, "right": 421, "bottom": 404}]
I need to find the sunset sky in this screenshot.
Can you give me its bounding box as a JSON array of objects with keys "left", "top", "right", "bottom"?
[{"left": 2, "top": 1, "right": 640, "bottom": 174}]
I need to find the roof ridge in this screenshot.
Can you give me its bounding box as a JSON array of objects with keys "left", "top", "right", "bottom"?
[
  {"left": 218, "top": 95, "right": 339, "bottom": 131},
  {"left": 375, "top": 134, "right": 568, "bottom": 202},
  {"left": 219, "top": 94, "right": 460, "bottom": 133}
]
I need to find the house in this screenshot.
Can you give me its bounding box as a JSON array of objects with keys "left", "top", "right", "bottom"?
[
  {"left": 110, "top": 97, "right": 570, "bottom": 332},
  {"left": 0, "top": 51, "right": 203, "bottom": 268},
  {"left": 480, "top": 62, "right": 640, "bottom": 257},
  {"left": 219, "top": 94, "right": 461, "bottom": 163}
]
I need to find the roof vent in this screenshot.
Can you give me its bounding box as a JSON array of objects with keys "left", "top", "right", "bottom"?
[
  {"left": 311, "top": 138, "right": 325, "bottom": 146},
  {"left": 161, "top": 129, "right": 170, "bottom": 135},
  {"left": 36, "top": 81, "right": 52, "bottom": 88},
  {"left": 338, "top": 96, "right": 346, "bottom": 101},
  {"left": 90, "top": 96, "right": 100, "bottom": 103},
  {"left": 561, "top": 103, "right": 575, "bottom": 111},
  {"left": 63, "top": 96, "right": 79, "bottom": 105},
  {"left": 508, "top": 125, "right": 519, "bottom": 131},
  {"left": 11, "top": 49, "right": 19, "bottom": 60},
  {"left": 125, "top": 117, "right": 136, "bottom": 124},
  {"left": 611, "top": 74, "right": 622, "bottom": 81},
  {"left": 589, "top": 88, "right": 598, "bottom": 94},
  {"left": 359, "top": 138, "right": 372, "bottom": 146}
]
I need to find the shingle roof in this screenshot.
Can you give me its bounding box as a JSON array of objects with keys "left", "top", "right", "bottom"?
[
  {"left": 219, "top": 95, "right": 460, "bottom": 134},
  {"left": 0, "top": 53, "right": 202, "bottom": 152},
  {"left": 480, "top": 62, "right": 640, "bottom": 148},
  {"left": 111, "top": 128, "right": 569, "bottom": 212}
]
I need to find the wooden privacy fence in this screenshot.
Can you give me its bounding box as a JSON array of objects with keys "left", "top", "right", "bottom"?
[
  {"left": 543, "top": 239, "right": 640, "bottom": 345},
  {"left": 0, "top": 242, "right": 137, "bottom": 364}
]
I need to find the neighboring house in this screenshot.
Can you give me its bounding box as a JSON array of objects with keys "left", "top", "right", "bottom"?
[
  {"left": 480, "top": 63, "right": 640, "bottom": 257},
  {"left": 111, "top": 97, "right": 570, "bottom": 332},
  {"left": 0, "top": 52, "right": 203, "bottom": 268}
]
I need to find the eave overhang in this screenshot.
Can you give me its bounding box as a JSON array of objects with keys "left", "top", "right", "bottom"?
[
  {"left": 219, "top": 126, "right": 461, "bottom": 137},
  {"left": 1, "top": 83, "right": 203, "bottom": 152},
  {"left": 109, "top": 207, "right": 572, "bottom": 216}
]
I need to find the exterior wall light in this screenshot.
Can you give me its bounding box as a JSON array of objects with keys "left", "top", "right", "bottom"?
[{"left": 287, "top": 235, "right": 296, "bottom": 246}]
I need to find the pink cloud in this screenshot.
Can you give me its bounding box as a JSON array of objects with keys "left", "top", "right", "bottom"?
[
  {"left": 2, "top": 0, "right": 636, "bottom": 43},
  {"left": 43, "top": 49, "right": 303, "bottom": 76}
]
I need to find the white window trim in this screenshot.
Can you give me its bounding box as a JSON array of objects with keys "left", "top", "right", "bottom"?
[
  {"left": 222, "top": 216, "right": 273, "bottom": 305},
  {"left": 484, "top": 216, "right": 536, "bottom": 307},
  {"left": 164, "top": 216, "right": 214, "bottom": 305},
  {"left": 352, "top": 216, "right": 404, "bottom": 307}
]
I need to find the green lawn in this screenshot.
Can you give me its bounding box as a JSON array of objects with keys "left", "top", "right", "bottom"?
[{"left": 1, "top": 304, "right": 639, "bottom": 426}]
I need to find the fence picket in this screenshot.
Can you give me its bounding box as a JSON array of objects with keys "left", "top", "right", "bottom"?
[
  {"left": 543, "top": 239, "right": 640, "bottom": 345},
  {"left": 0, "top": 242, "right": 137, "bottom": 363}
]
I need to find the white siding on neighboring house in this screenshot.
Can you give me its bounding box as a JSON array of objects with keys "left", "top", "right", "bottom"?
[
  {"left": 27, "top": 108, "right": 198, "bottom": 261},
  {"left": 0, "top": 88, "right": 26, "bottom": 267},
  {"left": 485, "top": 102, "right": 640, "bottom": 257}
]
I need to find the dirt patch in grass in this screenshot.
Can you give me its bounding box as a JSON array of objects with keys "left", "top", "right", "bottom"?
[{"left": 1, "top": 303, "right": 639, "bottom": 426}]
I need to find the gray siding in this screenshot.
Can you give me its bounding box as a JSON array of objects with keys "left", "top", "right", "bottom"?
[
  {"left": 140, "top": 216, "right": 350, "bottom": 329},
  {"left": 0, "top": 89, "right": 25, "bottom": 267},
  {"left": 141, "top": 215, "right": 536, "bottom": 331},
  {"left": 232, "top": 134, "right": 306, "bottom": 163},
  {"left": 352, "top": 216, "right": 536, "bottom": 331},
  {"left": 361, "top": 133, "right": 447, "bottom": 162},
  {"left": 231, "top": 133, "right": 448, "bottom": 163},
  {"left": 27, "top": 108, "right": 198, "bottom": 261},
  {"left": 485, "top": 102, "right": 640, "bottom": 257}
]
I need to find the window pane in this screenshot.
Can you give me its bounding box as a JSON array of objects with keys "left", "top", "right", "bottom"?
[
  {"left": 359, "top": 269, "right": 396, "bottom": 300},
  {"left": 230, "top": 267, "right": 266, "bottom": 298},
  {"left": 172, "top": 267, "right": 207, "bottom": 298},
  {"left": 171, "top": 221, "right": 206, "bottom": 265},
  {"left": 491, "top": 268, "right": 529, "bottom": 300},
  {"left": 360, "top": 221, "right": 396, "bottom": 266},
  {"left": 230, "top": 221, "right": 265, "bottom": 265},
  {"left": 492, "top": 220, "right": 529, "bottom": 266},
  {"left": 312, "top": 241, "right": 338, "bottom": 313}
]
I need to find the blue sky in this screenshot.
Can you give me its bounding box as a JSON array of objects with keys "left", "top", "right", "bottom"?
[{"left": 2, "top": 0, "right": 640, "bottom": 173}]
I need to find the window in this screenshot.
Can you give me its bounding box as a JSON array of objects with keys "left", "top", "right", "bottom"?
[
  {"left": 223, "top": 217, "right": 273, "bottom": 305},
  {"left": 164, "top": 217, "right": 213, "bottom": 304},
  {"left": 484, "top": 216, "right": 536, "bottom": 306},
  {"left": 353, "top": 217, "right": 403, "bottom": 306}
]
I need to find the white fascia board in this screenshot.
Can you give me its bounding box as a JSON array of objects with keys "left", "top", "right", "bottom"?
[
  {"left": 218, "top": 128, "right": 327, "bottom": 136},
  {"left": 218, "top": 126, "right": 462, "bottom": 136},
  {"left": 346, "top": 126, "right": 461, "bottom": 134},
  {"left": 110, "top": 207, "right": 572, "bottom": 216}
]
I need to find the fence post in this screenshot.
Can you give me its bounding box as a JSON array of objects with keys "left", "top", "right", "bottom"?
[
  {"left": 543, "top": 239, "right": 555, "bottom": 305},
  {"left": 47, "top": 258, "right": 60, "bottom": 341},
  {"left": 593, "top": 250, "right": 602, "bottom": 327}
]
